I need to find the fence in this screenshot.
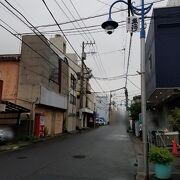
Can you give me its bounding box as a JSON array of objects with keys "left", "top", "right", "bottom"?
[{"left": 154, "top": 131, "right": 179, "bottom": 147}]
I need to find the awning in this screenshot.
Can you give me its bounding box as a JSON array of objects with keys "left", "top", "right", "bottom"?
[
  {"left": 1, "top": 101, "right": 30, "bottom": 113},
  {"left": 0, "top": 101, "right": 30, "bottom": 125},
  {"left": 80, "top": 108, "right": 93, "bottom": 114}
]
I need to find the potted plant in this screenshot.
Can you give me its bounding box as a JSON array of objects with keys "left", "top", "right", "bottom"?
[{"left": 149, "top": 146, "right": 173, "bottom": 179}]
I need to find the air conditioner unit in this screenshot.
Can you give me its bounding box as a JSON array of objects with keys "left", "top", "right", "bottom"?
[{"left": 0, "top": 103, "right": 6, "bottom": 112}]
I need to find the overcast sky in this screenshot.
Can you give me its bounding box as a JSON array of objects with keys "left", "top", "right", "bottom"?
[{"left": 0, "top": 0, "right": 168, "bottom": 108}]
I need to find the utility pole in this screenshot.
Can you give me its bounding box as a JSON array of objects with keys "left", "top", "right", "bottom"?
[
  {"left": 125, "top": 87, "right": 128, "bottom": 111},
  {"left": 109, "top": 91, "right": 112, "bottom": 123},
  {"left": 79, "top": 41, "right": 95, "bottom": 128},
  {"left": 125, "top": 0, "right": 131, "bottom": 113},
  {"left": 80, "top": 41, "right": 85, "bottom": 110},
  {"left": 80, "top": 41, "right": 95, "bottom": 109}
]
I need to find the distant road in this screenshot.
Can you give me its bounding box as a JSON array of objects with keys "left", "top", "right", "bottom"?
[{"left": 0, "top": 112, "right": 136, "bottom": 180}]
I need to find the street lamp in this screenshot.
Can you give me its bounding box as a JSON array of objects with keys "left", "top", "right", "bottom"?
[{"left": 101, "top": 1, "right": 152, "bottom": 179}]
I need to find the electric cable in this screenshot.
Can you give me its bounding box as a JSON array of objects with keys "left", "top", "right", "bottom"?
[
  {"left": 68, "top": 0, "right": 94, "bottom": 41},
  {"left": 0, "top": 4, "right": 108, "bottom": 110},
  {"left": 94, "top": 87, "right": 125, "bottom": 94},
  {"left": 125, "top": 33, "right": 133, "bottom": 88},
  {"left": 94, "top": 73, "right": 139, "bottom": 80},
  {"left": 95, "top": 0, "right": 120, "bottom": 10},
  {"left": 68, "top": 0, "right": 109, "bottom": 79},
  {"left": 1, "top": 0, "right": 82, "bottom": 75},
  {"left": 35, "top": 0, "right": 166, "bottom": 28},
  {"left": 127, "top": 78, "right": 141, "bottom": 90},
  {"left": 0, "top": 22, "right": 71, "bottom": 84},
  {"left": 42, "top": 0, "right": 81, "bottom": 60},
  {"left": 53, "top": 0, "right": 89, "bottom": 42}
]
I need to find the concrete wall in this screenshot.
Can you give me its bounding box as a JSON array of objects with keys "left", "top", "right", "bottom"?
[
  {"left": 0, "top": 58, "right": 19, "bottom": 102},
  {"left": 66, "top": 116, "right": 77, "bottom": 132},
  {"left": 50, "top": 34, "right": 66, "bottom": 54},
  {"left": 19, "top": 35, "right": 57, "bottom": 108},
  {"left": 59, "top": 60, "right": 69, "bottom": 96},
  {"left": 19, "top": 35, "right": 67, "bottom": 135},
  {"left": 20, "top": 35, "right": 58, "bottom": 85},
  {"left": 66, "top": 53, "right": 79, "bottom": 132}
]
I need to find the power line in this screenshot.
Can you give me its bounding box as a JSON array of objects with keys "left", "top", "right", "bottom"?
[
  {"left": 90, "top": 52, "right": 106, "bottom": 76},
  {"left": 42, "top": 0, "right": 81, "bottom": 60},
  {"left": 99, "top": 48, "right": 125, "bottom": 55},
  {"left": 0, "top": 21, "right": 96, "bottom": 106},
  {"left": 0, "top": 24, "right": 63, "bottom": 84},
  {"left": 0, "top": 3, "right": 107, "bottom": 108},
  {"left": 94, "top": 47, "right": 109, "bottom": 78},
  {"left": 0, "top": 18, "right": 18, "bottom": 34},
  {"left": 94, "top": 87, "right": 125, "bottom": 94},
  {"left": 0, "top": 22, "right": 56, "bottom": 69},
  {"left": 127, "top": 78, "right": 141, "bottom": 90},
  {"left": 69, "top": 0, "right": 94, "bottom": 42},
  {"left": 42, "top": 1, "right": 108, "bottom": 101},
  {"left": 14, "top": 18, "right": 154, "bottom": 36},
  {"left": 53, "top": 0, "right": 89, "bottom": 42},
  {"left": 68, "top": 0, "right": 108, "bottom": 79},
  {"left": 92, "top": 76, "right": 108, "bottom": 96},
  {"left": 62, "top": 0, "right": 108, "bottom": 79},
  {"left": 1, "top": 0, "right": 82, "bottom": 75},
  {"left": 94, "top": 73, "right": 139, "bottom": 80},
  {"left": 125, "top": 33, "right": 133, "bottom": 88},
  {"left": 0, "top": 9, "right": 83, "bottom": 84},
  {"left": 35, "top": 0, "right": 166, "bottom": 28},
  {"left": 95, "top": 0, "right": 120, "bottom": 10},
  {"left": 18, "top": 20, "right": 127, "bottom": 35}
]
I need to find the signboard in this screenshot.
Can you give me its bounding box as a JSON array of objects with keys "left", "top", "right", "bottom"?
[
  {"left": 126, "top": 16, "right": 140, "bottom": 33},
  {"left": 40, "top": 115, "right": 45, "bottom": 126}
]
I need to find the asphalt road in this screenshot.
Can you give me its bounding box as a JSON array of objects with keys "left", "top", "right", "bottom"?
[{"left": 0, "top": 113, "right": 136, "bottom": 180}]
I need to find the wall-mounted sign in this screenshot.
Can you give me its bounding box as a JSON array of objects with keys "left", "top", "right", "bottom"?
[{"left": 126, "top": 16, "right": 140, "bottom": 33}]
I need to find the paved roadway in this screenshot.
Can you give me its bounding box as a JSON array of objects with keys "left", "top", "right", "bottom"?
[{"left": 0, "top": 113, "right": 136, "bottom": 180}]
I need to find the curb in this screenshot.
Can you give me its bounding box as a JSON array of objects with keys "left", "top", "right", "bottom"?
[{"left": 0, "top": 127, "right": 95, "bottom": 153}]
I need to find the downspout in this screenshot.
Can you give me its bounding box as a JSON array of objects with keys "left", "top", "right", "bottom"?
[{"left": 30, "top": 97, "right": 38, "bottom": 136}]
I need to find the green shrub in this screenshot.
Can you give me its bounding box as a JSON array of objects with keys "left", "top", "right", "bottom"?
[
  {"left": 168, "top": 108, "right": 180, "bottom": 131},
  {"left": 149, "top": 146, "right": 173, "bottom": 164}
]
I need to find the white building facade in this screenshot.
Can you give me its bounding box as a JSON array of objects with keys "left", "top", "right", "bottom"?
[
  {"left": 96, "top": 96, "right": 109, "bottom": 123},
  {"left": 167, "top": 0, "right": 180, "bottom": 6}
]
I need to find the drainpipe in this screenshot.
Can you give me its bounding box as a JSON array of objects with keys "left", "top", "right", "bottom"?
[{"left": 30, "top": 97, "right": 38, "bottom": 136}]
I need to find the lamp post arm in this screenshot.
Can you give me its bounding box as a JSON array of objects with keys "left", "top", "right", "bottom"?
[
  {"left": 132, "top": 5, "right": 152, "bottom": 16},
  {"left": 132, "top": 3, "right": 153, "bottom": 11},
  {"left": 132, "top": 6, "right": 152, "bottom": 16},
  {"left": 108, "top": 0, "right": 129, "bottom": 19}
]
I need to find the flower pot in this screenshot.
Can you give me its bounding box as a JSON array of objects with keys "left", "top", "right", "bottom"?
[{"left": 154, "top": 163, "right": 172, "bottom": 179}]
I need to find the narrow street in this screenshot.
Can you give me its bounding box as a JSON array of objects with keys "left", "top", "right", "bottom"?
[{"left": 0, "top": 113, "right": 136, "bottom": 180}]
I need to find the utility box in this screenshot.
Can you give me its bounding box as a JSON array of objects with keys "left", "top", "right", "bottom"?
[{"left": 145, "top": 6, "right": 180, "bottom": 102}]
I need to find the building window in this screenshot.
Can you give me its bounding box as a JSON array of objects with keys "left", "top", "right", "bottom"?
[
  {"left": 71, "top": 74, "right": 76, "bottom": 90},
  {"left": 70, "top": 94, "right": 76, "bottom": 105}
]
